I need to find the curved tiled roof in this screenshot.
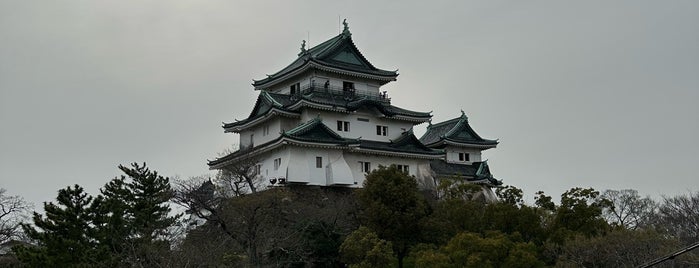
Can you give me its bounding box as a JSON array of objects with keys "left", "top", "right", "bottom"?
[
  {"left": 223, "top": 91, "right": 431, "bottom": 131},
  {"left": 429, "top": 160, "right": 502, "bottom": 186},
  {"left": 282, "top": 117, "right": 359, "bottom": 145},
  {"left": 252, "top": 30, "right": 398, "bottom": 88},
  {"left": 420, "top": 112, "right": 498, "bottom": 148},
  {"left": 359, "top": 130, "right": 443, "bottom": 156},
  {"left": 222, "top": 92, "right": 300, "bottom": 131}
]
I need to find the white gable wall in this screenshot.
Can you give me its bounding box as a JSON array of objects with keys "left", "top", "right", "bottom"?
[
  {"left": 237, "top": 117, "right": 300, "bottom": 149},
  {"left": 300, "top": 109, "right": 415, "bottom": 142},
  {"left": 445, "top": 146, "right": 483, "bottom": 164}
]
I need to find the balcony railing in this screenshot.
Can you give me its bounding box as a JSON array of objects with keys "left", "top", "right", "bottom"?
[{"left": 296, "top": 83, "right": 391, "bottom": 104}]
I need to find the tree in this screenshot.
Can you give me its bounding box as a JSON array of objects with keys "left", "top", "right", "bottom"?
[
  {"left": 411, "top": 231, "right": 543, "bottom": 268},
  {"left": 601, "top": 189, "right": 656, "bottom": 230},
  {"left": 495, "top": 185, "right": 524, "bottom": 207},
  {"left": 93, "top": 162, "right": 179, "bottom": 266},
  {"left": 215, "top": 147, "right": 263, "bottom": 195},
  {"left": 555, "top": 229, "right": 679, "bottom": 267},
  {"left": 14, "top": 185, "right": 99, "bottom": 267},
  {"left": 0, "top": 188, "right": 31, "bottom": 244},
  {"left": 551, "top": 187, "right": 611, "bottom": 239},
  {"left": 339, "top": 226, "right": 395, "bottom": 268},
  {"left": 358, "top": 165, "right": 430, "bottom": 268},
  {"left": 653, "top": 191, "right": 699, "bottom": 245}
]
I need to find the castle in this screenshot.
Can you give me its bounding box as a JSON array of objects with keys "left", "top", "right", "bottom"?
[{"left": 208, "top": 21, "right": 501, "bottom": 194}]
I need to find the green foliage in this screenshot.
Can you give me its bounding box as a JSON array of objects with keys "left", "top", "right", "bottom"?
[
  {"left": 411, "top": 231, "right": 544, "bottom": 268},
  {"left": 339, "top": 226, "right": 395, "bottom": 268},
  {"left": 14, "top": 185, "right": 99, "bottom": 267},
  {"left": 298, "top": 220, "right": 344, "bottom": 267},
  {"left": 552, "top": 187, "right": 611, "bottom": 240},
  {"left": 496, "top": 185, "right": 524, "bottom": 207},
  {"left": 358, "top": 165, "right": 429, "bottom": 267},
  {"left": 483, "top": 203, "right": 547, "bottom": 244},
  {"left": 534, "top": 191, "right": 555, "bottom": 211},
  {"left": 14, "top": 163, "right": 178, "bottom": 267}
]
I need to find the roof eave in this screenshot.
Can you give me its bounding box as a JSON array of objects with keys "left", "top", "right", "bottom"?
[
  {"left": 223, "top": 109, "right": 301, "bottom": 133},
  {"left": 443, "top": 139, "right": 498, "bottom": 149},
  {"left": 253, "top": 61, "right": 398, "bottom": 90},
  {"left": 352, "top": 147, "right": 443, "bottom": 159}
]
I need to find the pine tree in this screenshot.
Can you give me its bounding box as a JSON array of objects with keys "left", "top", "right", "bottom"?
[
  {"left": 93, "top": 162, "right": 178, "bottom": 266},
  {"left": 14, "top": 185, "right": 99, "bottom": 267}
]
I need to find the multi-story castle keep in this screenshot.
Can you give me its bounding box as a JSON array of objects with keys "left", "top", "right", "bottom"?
[{"left": 208, "top": 21, "right": 501, "bottom": 193}]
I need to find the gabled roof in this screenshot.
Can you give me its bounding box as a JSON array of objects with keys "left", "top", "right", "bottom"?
[
  {"left": 252, "top": 25, "right": 398, "bottom": 89},
  {"left": 222, "top": 92, "right": 301, "bottom": 132},
  {"left": 223, "top": 90, "right": 431, "bottom": 132},
  {"left": 282, "top": 117, "right": 360, "bottom": 145},
  {"left": 358, "top": 130, "right": 443, "bottom": 157},
  {"left": 429, "top": 160, "right": 502, "bottom": 186},
  {"left": 420, "top": 111, "right": 498, "bottom": 149}
]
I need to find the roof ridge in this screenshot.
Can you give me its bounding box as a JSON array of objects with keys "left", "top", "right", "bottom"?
[
  {"left": 285, "top": 117, "right": 322, "bottom": 136},
  {"left": 262, "top": 91, "right": 283, "bottom": 107},
  {"left": 429, "top": 116, "right": 461, "bottom": 128},
  {"left": 444, "top": 115, "right": 467, "bottom": 137}
]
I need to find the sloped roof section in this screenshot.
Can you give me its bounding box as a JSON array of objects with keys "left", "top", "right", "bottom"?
[
  {"left": 252, "top": 28, "right": 398, "bottom": 88},
  {"left": 359, "top": 130, "right": 443, "bottom": 156},
  {"left": 420, "top": 111, "right": 498, "bottom": 148},
  {"left": 223, "top": 92, "right": 300, "bottom": 131},
  {"left": 223, "top": 90, "right": 432, "bottom": 132},
  {"left": 282, "top": 117, "right": 359, "bottom": 145},
  {"left": 429, "top": 160, "right": 502, "bottom": 186}
]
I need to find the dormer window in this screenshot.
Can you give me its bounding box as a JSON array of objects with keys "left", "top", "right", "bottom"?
[{"left": 290, "top": 82, "right": 300, "bottom": 94}]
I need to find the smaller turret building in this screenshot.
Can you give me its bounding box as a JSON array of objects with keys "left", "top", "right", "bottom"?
[{"left": 209, "top": 21, "right": 501, "bottom": 193}]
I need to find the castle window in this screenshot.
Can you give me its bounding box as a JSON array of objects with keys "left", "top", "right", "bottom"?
[
  {"left": 274, "top": 158, "right": 281, "bottom": 170},
  {"left": 262, "top": 125, "right": 269, "bottom": 136},
  {"left": 290, "top": 82, "right": 300, "bottom": 94},
  {"left": 337, "top": 121, "right": 350, "bottom": 132},
  {"left": 376, "top": 125, "right": 388, "bottom": 136},
  {"left": 396, "top": 164, "right": 410, "bottom": 174},
  {"left": 359, "top": 161, "right": 371, "bottom": 173},
  {"left": 253, "top": 164, "right": 261, "bottom": 176},
  {"left": 458, "top": 153, "right": 470, "bottom": 162},
  {"left": 343, "top": 81, "right": 354, "bottom": 91},
  {"left": 316, "top": 157, "right": 323, "bottom": 168}
]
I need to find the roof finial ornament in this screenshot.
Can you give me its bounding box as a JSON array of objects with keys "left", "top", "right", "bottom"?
[
  {"left": 460, "top": 109, "right": 468, "bottom": 119},
  {"left": 342, "top": 19, "right": 350, "bottom": 35},
  {"left": 300, "top": 40, "right": 306, "bottom": 53}
]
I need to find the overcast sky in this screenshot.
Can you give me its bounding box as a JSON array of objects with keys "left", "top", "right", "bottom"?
[{"left": 1, "top": 1, "right": 698, "bottom": 209}]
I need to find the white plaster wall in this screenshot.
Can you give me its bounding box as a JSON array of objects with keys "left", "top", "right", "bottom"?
[
  {"left": 255, "top": 148, "right": 290, "bottom": 182},
  {"left": 237, "top": 117, "right": 301, "bottom": 149},
  {"left": 286, "top": 147, "right": 339, "bottom": 185},
  {"left": 269, "top": 71, "right": 382, "bottom": 95},
  {"left": 238, "top": 129, "right": 255, "bottom": 149},
  {"left": 343, "top": 152, "right": 432, "bottom": 186},
  {"left": 445, "top": 147, "right": 483, "bottom": 164},
  {"left": 300, "top": 109, "right": 415, "bottom": 142},
  {"left": 226, "top": 144, "right": 435, "bottom": 189}
]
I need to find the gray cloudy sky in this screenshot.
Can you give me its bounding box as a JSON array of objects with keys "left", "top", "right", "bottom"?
[{"left": 1, "top": 1, "right": 698, "bottom": 209}]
